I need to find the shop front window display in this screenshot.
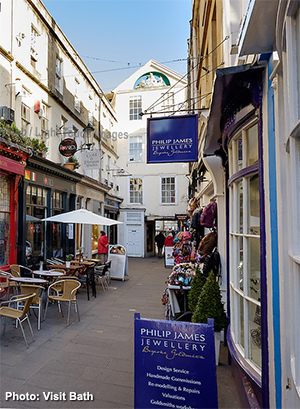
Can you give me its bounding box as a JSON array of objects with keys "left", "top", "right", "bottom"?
[{"left": 162, "top": 262, "right": 197, "bottom": 320}]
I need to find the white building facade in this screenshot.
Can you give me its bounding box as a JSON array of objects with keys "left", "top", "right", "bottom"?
[
  {"left": 111, "top": 60, "right": 189, "bottom": 257},
  {"left": 0, "top": 0, "right": 121, "bottom": 261}
]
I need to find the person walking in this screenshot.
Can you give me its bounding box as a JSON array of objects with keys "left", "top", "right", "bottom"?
[
  {"left": 98, "top": 230, "right": 109, "bottom": 263},
  {"left": 155, "top": 231, "right": 165, "bottom": 258}
]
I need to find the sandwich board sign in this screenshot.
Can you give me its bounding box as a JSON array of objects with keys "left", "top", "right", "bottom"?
[{"left": 134, "top": 313, "right": 218, "bottom": 409}]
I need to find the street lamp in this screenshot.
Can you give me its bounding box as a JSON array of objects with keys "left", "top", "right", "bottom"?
[{"left": 82, "top": 123, "right": 94, "bottom": 150}]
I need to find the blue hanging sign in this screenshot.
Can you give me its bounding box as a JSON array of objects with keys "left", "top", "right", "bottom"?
[
  {"left": 134, "top": 313, "right": 218, "bottom": 409},
  {"left": 147, "top": 115, "right": 198, "bottom": 163}
]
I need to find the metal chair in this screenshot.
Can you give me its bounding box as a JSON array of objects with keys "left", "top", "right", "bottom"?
[
  {"left": 104, "top": 260, "right": 111, "bottom": 286},
  {"left": 44, "top": 279, "right": 81, "bottom": 326},
  {"left": 94, "top": 265, "right": 108, "bottom": 291},
  {"left": 0, "top": 293, "right": 36, "bottom": 348},
  {"left": 18, "top": 285, "right": 45, "bottom": 331},
  {"left": 10, "top": 264, "right": 33, "bottom": 277},
  {"left": 0, "top": 271, "right": 17, "bottom": 298}
]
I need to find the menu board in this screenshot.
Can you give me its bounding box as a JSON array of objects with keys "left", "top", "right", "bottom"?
[
  {"left": 134, "top": 314, "right": 218, "bottom": 409},
  {"left": 164, "top": 246, "right": 175, "bottom": 267}
]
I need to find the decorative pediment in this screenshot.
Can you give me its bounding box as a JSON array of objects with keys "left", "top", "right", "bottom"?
[{"left": 134, "top": 72, "right": 170, "bottom": 89}]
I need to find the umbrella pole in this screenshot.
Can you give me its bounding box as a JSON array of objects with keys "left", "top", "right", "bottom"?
[{"left": 80, "top": 224, "right": 83, "bottom": 260}]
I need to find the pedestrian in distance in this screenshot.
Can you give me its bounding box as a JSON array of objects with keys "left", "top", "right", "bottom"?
[
  {"left": 98, "top": 230, "right": 109, "bottom": 264},
  {"left": 155, "top": 231, "right": 165, "bottom": 258}
]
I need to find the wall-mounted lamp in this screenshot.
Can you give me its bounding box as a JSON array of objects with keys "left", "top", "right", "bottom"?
[{"left": 82, "top": 123, "right": 94, "bottom": 150}]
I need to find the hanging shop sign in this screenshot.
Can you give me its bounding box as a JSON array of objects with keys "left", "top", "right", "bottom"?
[
  {"left": 147, "top": 115, "right": 198, "bottom": 163},
  {"left": 59, "top": 138, "right": 77, "bottom": 157},
  {"left": 134, "top": 314, "right": 218, "bottom": 409},
  {"left": 82, "top": 149, "right": 101, "bottom": 170}
]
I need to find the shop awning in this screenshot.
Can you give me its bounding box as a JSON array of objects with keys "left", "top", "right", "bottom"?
[
  {"left": 203, "top": 63, "right": 264, "bottom": 156},
  {"left": 238, "top": 0, "right": 279, "bottom": 56}
]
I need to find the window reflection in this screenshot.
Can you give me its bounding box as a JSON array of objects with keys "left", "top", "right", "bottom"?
[
  {"left": 247, "top": 124, "right": 259, "bottom": 166},
  {"left": 248, "top": 237, "right": 261, "bottom": 302},
  {"left": 248, "top": 174, "right": 260, "bottom": 235},
  {"left": 249, "top": 303, "right": 262, "bottom": 368}
]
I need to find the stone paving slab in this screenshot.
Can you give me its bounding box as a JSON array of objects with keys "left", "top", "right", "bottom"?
[{"left": 0, "top": 257, "right": 242, "bottom": 408}]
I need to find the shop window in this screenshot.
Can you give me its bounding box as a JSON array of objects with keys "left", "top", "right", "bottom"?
[
  {"left": 160, "top": 176, "right": 176, "bottom": 204},
  {"left": 26, "top": 185, "right": 47, "bottom": 259},
  {"left": 129, "top": 177, "right": 143, "bottom": 204},
  {"left": 228, "top": 119, "right": 262, "bottom": 372},
  {"left": 0, "top": 175, "right": 11, "bottom": 266},
  {"left": 51, "top": 191, "right": 64, "bottom": 258}
]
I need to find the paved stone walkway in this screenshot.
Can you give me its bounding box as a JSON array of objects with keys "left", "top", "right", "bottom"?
[{"left": 0, "top": 257, "right": 242, "bottom": 408}]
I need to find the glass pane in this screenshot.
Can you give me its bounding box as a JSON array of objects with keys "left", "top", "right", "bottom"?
[
  {"left": 0, "top": 175, "right": 10, "bottom": 211},
  {"left": 238, "top": 180, "right": 243, "bottom": 234},
  {"left": 238, "top": 136, "right": 243, "bottom": 171},
  {"left": 0, "top": 212, "right": 10, "bottom": 265},
  {"left": 239, "top": 296, "right": 244, "bottom": 348},
  {"left": 249, "top": 303, "right": 262, "bottom": 368},
  {"left": 247, "top": 124, "right": 259, "bottom": 166},
  {"left": 248, "top": 174, "right": 260, "bottom": 235},
  {"left": 26, "top": 185, "right": 31, "bottom": 205},
  {"left": 92, "top": 225, "right": 100, "bottom": 252},
  {"left": 238, "top": 236, "right": 243, "bottom": 291},
  {"left": 37, "top": 188, "right": 42, "bottom": 206},
  {"left": 248, "top": 237, "right": 261, "bottom": 302},
  {"left": 32, "top": 186, "right": 37, "bottom": 205}
]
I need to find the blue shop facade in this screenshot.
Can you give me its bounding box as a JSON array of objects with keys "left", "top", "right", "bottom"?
[{"left": 201, "top": 2, "right": 300, "bottom": 407}]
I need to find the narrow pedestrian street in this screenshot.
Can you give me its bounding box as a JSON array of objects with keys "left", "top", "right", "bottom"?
[{"left": 0, "top": 258, "right": 241, "bottom": 409}]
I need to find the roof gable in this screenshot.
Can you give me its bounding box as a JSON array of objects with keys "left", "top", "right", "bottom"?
[{"left": 112, "top": 59, "right": 187, "bottom": 92}]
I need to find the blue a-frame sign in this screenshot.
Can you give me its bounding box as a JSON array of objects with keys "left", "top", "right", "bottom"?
[{"left": 134, "top": 313, "right": 218, "bottom": 409}]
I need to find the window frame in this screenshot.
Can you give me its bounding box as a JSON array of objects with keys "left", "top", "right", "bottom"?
[
  {"left": 30, "top": 24, "right": 39, "bottom": 64},
  {"left": 128, "top": 176, "right": 144, "bottom": 205},
  {"left": 55, "top": 55, "right": 63, "bottom": 93},
  {"left": 129, "top": 95, "right": 142, "bottom": 120},
  {"left": 160, "top": 175, "right": 177, "bottom": 205},
  {"left": 128, "top": 134, "right": 144, "bottom": 162},
  {"left": 228, "top": 117, "right": 262, "bottom": 376}
]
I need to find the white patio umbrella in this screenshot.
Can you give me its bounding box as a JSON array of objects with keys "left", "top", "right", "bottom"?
[
  {"left": 42, "top": 209, "right": 123, "bottom": 226},
  {"left": 42, "top": 209, "right": 123, "bottom": 258}
]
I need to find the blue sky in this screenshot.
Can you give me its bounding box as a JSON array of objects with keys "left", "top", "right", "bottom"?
[{"left": 42, "top": 0, "right": 192, "bottom": 92}]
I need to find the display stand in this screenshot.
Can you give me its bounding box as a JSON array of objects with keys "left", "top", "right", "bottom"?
[
  {"left": 167, "top": 284, "right": 191, "bottom": 319},
  {"left": 164, "top": 246, "right": 174, "bottom": 267},
  {"left": 108, "top": 245, "right": 128, "bottom": 281}
]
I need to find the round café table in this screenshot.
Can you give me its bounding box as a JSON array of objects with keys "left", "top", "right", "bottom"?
[
  {"left": 9, "top": 276, "right": 48, "bottom": 284},
  {"left": 32, "top": 270, "right": 65, "bottom": 278}
]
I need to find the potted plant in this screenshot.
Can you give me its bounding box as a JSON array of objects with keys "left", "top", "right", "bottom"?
[
  {"left": 192, "top": 271, "right": 227, "bottom": 365},
  {"left": 64, "top": 156, "right": 80, "bottom": 171},
  {"left": 188, "top": 264, "right": 207, "bottom": 312},
  {"left": 65, "top": 254, "right": 73, "bottom": 268}
]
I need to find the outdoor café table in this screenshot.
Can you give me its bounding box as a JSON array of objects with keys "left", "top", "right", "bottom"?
[
  {"left": 82, "top": 257, "right": 99, "bottom": 263},
  {"left": 9, "top": 276, "right": 48, "bottom": 285},
  {"left": 70, "top": 260, "right": 95, "bottom": 267},
  {"left": 70, "top": 261, "right": 96, "bottom": 300},
  {"left": 46, "top": 264, "right": 81, "bottom": 275},
  {"left": 32, "top": 270, "right": 65, "bottom": 278}
]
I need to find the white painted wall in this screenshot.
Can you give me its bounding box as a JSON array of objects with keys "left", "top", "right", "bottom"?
[{"left": 112, "top": 60, "right": 190, "bottom": 255}]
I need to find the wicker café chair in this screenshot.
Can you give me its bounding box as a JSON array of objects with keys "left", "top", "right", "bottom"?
[
  {"left": 19, "top": 285, "right": 45, "bottom": 331},
  {"left": 44, "top": 279, "right": 81, "bottom": 326},
  {"left": 10, "top": 264, "right": 33, "bottom": 278},
  {"left": 0, "top": 293, "right": 36, "bottom": 348}
]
